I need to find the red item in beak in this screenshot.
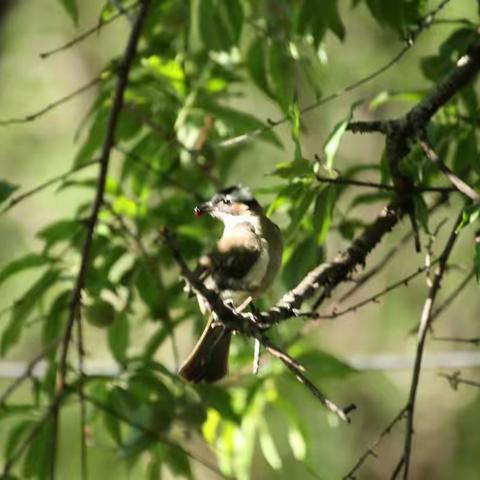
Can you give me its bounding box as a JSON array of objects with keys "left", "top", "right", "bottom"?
[{"left": 194, "top": 206, "right": 204, "bottom": 217}]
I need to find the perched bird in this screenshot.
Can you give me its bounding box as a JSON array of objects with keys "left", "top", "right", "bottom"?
[{"left": 179, "top": 185, "right": 283, "bottom": 383}]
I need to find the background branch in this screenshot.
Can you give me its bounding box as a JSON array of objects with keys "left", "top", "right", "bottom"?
[{"left": 49, "top": 2, "right": 151, "bottom": 478}]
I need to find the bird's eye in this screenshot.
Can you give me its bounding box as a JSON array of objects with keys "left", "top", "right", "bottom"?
[{"left": 223, "top": 198, "right": 232, "bottom": 205}]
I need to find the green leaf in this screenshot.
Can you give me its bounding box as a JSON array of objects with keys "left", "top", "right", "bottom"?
[
  {"left": 43, "top": 290, "right": 70, "bottom": 348},
  {"left": 369, "top": 90, "right": 425, "bottom": 110},
  {"left": 200, "top": 101, "right": 282, "bottom": 147},
  {"left": 282, "top": 236, "right": 323, "bottom": 289},
  {"left": 0, "top": 253, "right": 54, "bottom": 288},
  {"left": 37, "top": 219, "right": 81, "bottom": 250},
  {"left": 271, "top": 158, "right": 313, "bottom": 179},
  {"left": 4, "top": 420, "right": 36, "bottom": 459},
  {"left": 22, "top": 416, "right": 53, "bottom": 478},
  {"left": 194, "top": 384, "right": 240, "bottom": 423},
  {"left": 290, "top": 347, "right": 357, "bottom": 381},
  {"left": 246, "top": 39, "right": 273, "bottom": 99},
  {"left": 259, "top": 419, "right": 282, "bottom": 470},
  {"left": 285, "top": 184, "right": 318, "bottom": 239},
  {"left": 198, "top": 0, "right": 241, "bottom": 51},
  {"left": 323, "top": 101, "right": 361, "bottom": 172},
  {"left": 413, "top": 195, "right": 429, "bottom": 234},
  {"left": 268, "top": 40, "right": 295, "bottom": 112},
  {"left": 363, "top": 0, "right": 426, "bottom": 35},
  {"left": 163, "top": 444, "right": 192, "bottom": 479},
  {"left": 1, "top": 270, "right": 60, "bottom": 355},
  {"left": 108, "top": 311, "right": 130, "bottom": 365},
  {"left": 0, "top": 179, "right": 19, "bottom": 206},
  {"left": 313, "top": 185, "right": 337, "bottom": 244},
  {"left": 297, "top": 0, "right": 345, "bottom": 45},
  {"left": 57, "top": 0, "right": 79, "bottom": 25},
  {"left": 278, "top": 397, "right": 310, "bottom": 461}
]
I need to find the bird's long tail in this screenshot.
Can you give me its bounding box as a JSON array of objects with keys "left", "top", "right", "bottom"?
[{"left": 178, "top": 317, "right": 231, "bottom": 383}]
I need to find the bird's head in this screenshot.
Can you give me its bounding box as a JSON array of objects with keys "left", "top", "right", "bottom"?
[{"left": 194, "top": 185, "right": 263, "bottom": 222}]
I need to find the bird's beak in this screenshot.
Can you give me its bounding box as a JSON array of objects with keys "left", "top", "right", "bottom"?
[{"left": 194, "top": 201, "right": 212, "bottom": 217}]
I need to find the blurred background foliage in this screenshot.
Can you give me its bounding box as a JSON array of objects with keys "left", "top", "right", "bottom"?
[{"left": 0, "top": 0, "right": 480, "bottom": 479}]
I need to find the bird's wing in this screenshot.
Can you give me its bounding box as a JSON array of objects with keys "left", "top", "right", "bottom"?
[{"left": 210, "top": 230, "right": 262, "bottom": 289}]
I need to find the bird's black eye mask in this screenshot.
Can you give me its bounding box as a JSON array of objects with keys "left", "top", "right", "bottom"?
[{"left": 213, "top": 185, "right": 260, "bottom": 209}]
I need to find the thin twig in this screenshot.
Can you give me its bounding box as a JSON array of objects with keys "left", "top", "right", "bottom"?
[
  {"left": 418, "top": 133, "right": 480, "bottom": 202},
  {"left": 315, "top": 175, "right": 455, "bottom": 193},
  {"left": 433, "top": 335, "right": 480, "bottom": 346},
  {"left": 0, "top": 159, "right": 99, "bottom": 214},
  {"left": 39, "top": 2, "right": 140, "bottom": 59},
  {"left": 50, "top": 2, "right": 151, "bottom": 478},
  {"left": 260, "top": 334, "right": 355, "bottom": 422},
  {"left": 393, "top": 212, "right": 463, "bottom": 480},
  {"left": 0, "top": 77, "right": 102, "bottom": 127},
  {"left": 314, "top": 260, "right": 440, "bottom": 320},
  {"left": 0, "top": 339, "right": 60, "bottom": 407},
  {"left": 335, "top": 194, "right": 448, "bottom": 307},
  {"left": 344, "top": 407, "right": 408, "bottom": 479},
  {"left": 439, "top": 371, "right": 480, "bottom": 389},
  {"left": 408, "top": 268, "right": 475, "bottom": 334}
]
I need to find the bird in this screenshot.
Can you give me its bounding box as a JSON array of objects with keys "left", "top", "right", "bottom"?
[{"left": 178, "top": 185, "right": 283, "bottom": 383}]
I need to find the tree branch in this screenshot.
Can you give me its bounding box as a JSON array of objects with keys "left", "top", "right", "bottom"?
[
  {"left": 417, "top": 133, "right": 480, "bottom": 202},
  {"left": 0, "top": 159, "right": 99, "bottom": 215},
  {"left": 439, "top": 371, "right": 480, "bottom": 390},
  {"left": 344, "top": 407, "right": 408, "bottom": 479},
  {"left": 315, "top": 175, "right": 455, "bottom": 193},
  {"left": 393, "top": 212, "right": 463, "bottom": 480},
  {"left": 39, "top": 1, "right": 139, "bottom": 59},
  {"left": 314, "top": 260, "right": 440, "bottom": 320},
  {"left": 49, "top": 2, "right": 151, "bottom": 478},
  {"left": 0, "top": 77, "right": 101, "bottom": 127}
]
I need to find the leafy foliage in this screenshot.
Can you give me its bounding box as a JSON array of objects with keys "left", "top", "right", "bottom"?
[{"left": 1, "top": 0, "right": 480, "bottom": 478}]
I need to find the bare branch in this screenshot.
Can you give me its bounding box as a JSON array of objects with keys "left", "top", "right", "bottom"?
[
  {"left": 393, "top": 212, "right": 463, "bottom": 480},
  {"left": 344, "top": 407, "right": 408, "bottom": 479},
  {"left": 314, "top": 260, "right": 440, "bottom": 320},
  {"left": 315, "top": 175, "right": 455, "bottom": 193},
  {"left": 0, "top": 339, "right": 60, "bottom": 408},
  {"left": 439, "top": 371, "right": 480, "bottom": 390},
  {"left": 50, "top": 2, "right": 152, "bottom": 478},
  {"left": 335, "top": 194, "right": 448, "bottom": 306},
  {"left": 418, "top": 133, "right": 480, "bottom": 202},
  {"left": 0, "top": 77, "right": 101, "bottom": 127},
  {"left": 0, "top": 159, "right": 99, "bottom": 215},
  {"left": 433, "top": 335, "right": 480, "bottom": 346},
  {"left": 39, "top": 2, "right": 139, "bottom": 59}
]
